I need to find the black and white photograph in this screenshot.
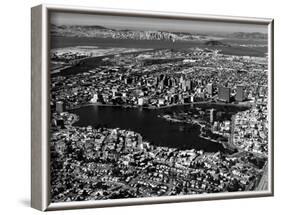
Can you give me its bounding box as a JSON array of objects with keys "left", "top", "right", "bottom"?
[
  {"left": 48, "top": 9, "right": 272, "bottom": 205},
  {"left": 2, "top": 0, "right": 281, "bottom": 214}
]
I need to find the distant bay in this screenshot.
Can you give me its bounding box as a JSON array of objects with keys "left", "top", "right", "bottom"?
[{"left": 51, "top": 36, "right": 267, "bottom": 57}]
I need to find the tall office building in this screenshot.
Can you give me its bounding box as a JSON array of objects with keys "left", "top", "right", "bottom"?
[
  {"left": 190, "top": 95, "right": 194, "bottom": 103},
  {"left": 56, "top": 101, "right": 65, "bottom": 113},
  {"left": 210, "top": 108, "right": 215, "bottom": 124},
  {"left": 138, "top": 97, "right": 144, "bottom": 106},
  {"left": 236, "top": 85, "right": 245, "bottom": 102},
  {"left": 179, "top": 75, "right": 184, "bottom": 84},
  {"left": 112, "top": 88, "right": 118, "bottom": 98},
  {"left": 206, "top": 83, "right": 213, "bottom": 96},
  {"left": 137, "top": 134, "right": 143, "bottom": 150},
  {"left": 186, "top": 79, "right": 193, "bottom": 91},
  {"left": 181, "top": 81, "right": 187, "bottom": 91},
  {"left": 218, "top": 86, "right": 231, "bottom": 103},
  {"left": 91, "top": 93, "right": 104, "bottom": 103},
  {"left": 91, "top": 93, "right": 99, "bottom": 103}
]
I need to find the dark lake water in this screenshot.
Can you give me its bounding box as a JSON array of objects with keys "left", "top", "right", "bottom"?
[
  {"left": 70, "top": 104, "right": 248, "bottom": 152},
  {"left": 51, "top": 36, "right": 267, "bottom": 57}
]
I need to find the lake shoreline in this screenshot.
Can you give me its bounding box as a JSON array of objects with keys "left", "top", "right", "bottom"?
[
  {"left": 67, "top": 101, "right": 251, "bottom": 111},
  {"left": 69, "top": 102, "right": 249, "bottom": 153}
]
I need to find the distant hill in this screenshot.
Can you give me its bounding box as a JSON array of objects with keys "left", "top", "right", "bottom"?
[
  {"left": 50, "top": 24, "right": 213, "bottom": 42},
  {"left": 51, "top": 24, "right": 108, "bottom": 29},
  {"left": 78, "top": 25, "right": 109, "bottom": 30},
  {"left": 229, "top": 32, "right": 267, "bottom": 40},
  {"left": 204, "top": 40, "right": 230, "bottom": 47}
]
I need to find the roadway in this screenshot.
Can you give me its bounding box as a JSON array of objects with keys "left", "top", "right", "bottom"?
[{"left": 256, "top": 161, "right": 268, "bottom": 191}]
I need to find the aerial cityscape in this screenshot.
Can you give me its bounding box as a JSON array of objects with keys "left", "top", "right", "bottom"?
[{"left": 49, "top": 12, "right": 269, "bottom": 203}]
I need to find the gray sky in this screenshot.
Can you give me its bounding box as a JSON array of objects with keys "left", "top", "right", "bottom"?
[{"left": 50, "top": 11, "right": 268, "bottom": 34}]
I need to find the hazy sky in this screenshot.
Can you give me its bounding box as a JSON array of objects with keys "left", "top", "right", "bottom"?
[{"left": 50, "top": 11, "right": 268, "bottom": 34}]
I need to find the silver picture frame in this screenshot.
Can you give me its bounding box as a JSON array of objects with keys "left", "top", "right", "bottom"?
[{"left": 31, "top": 4, "right": 274, "bottom": 211}]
